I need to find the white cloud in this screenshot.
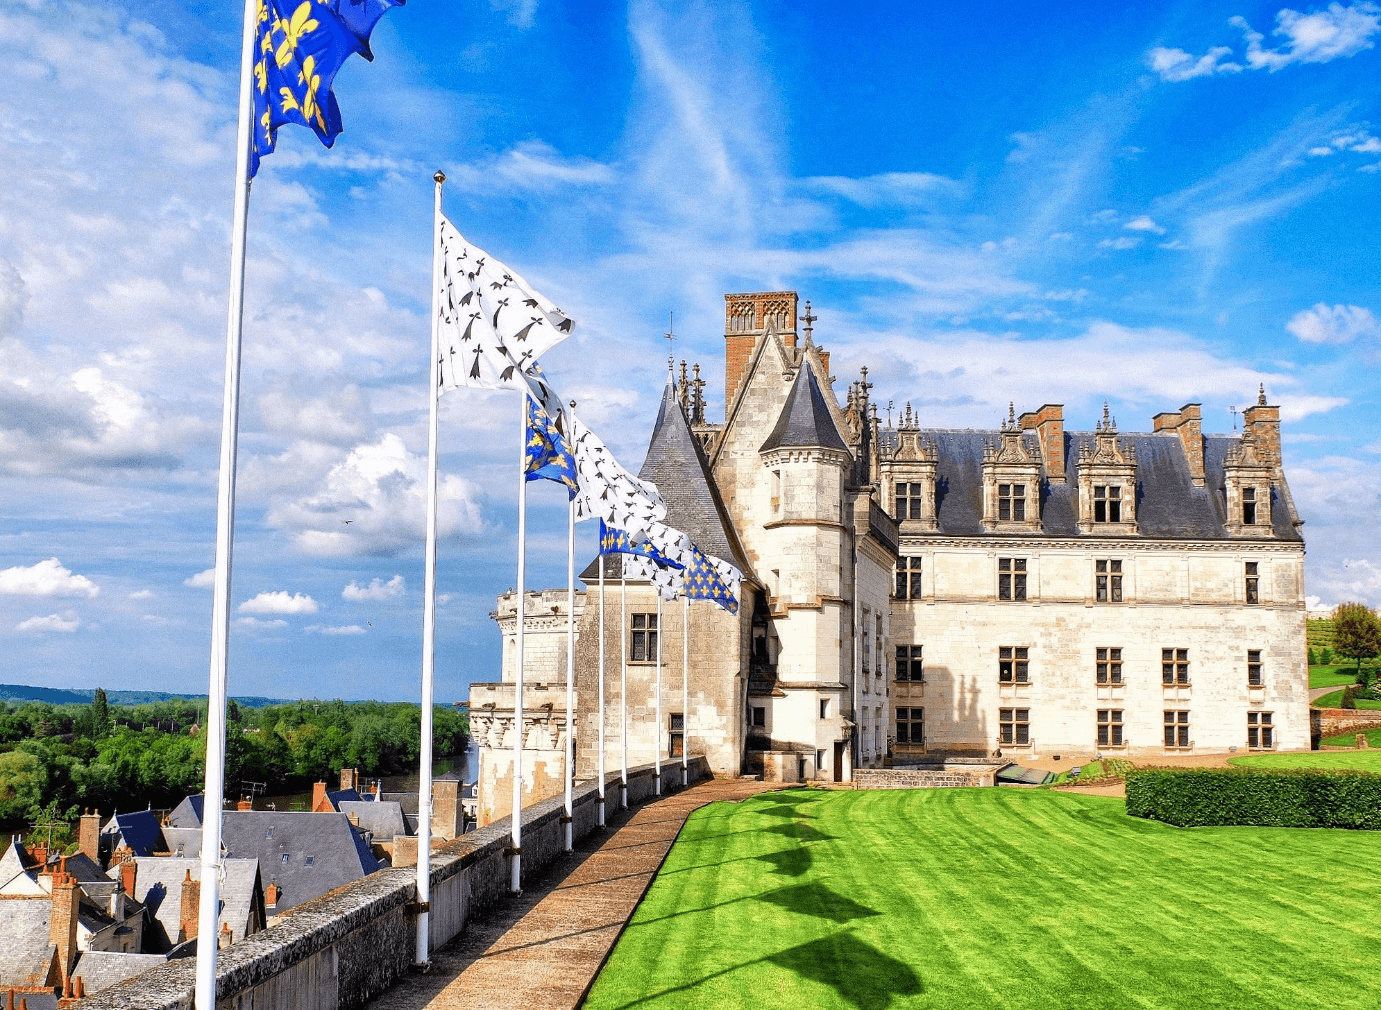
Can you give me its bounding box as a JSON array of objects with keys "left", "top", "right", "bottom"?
[
  {"left": 128, "top": 589, "right": 153, "bottom": 600},
  {"left": 0, "top": 558, "right": 100, "bottom": 598},
  {"left": 185, "top": 568, "right": 216, "bottom": 588},
  {"left": 1286, "top": 303, "right": 1381, "bottom": 344},
  {"left": 238, "top": 591, "right": 319, "bottom": 615},
  {"left": 17, "top": 611, "right": 80, "bottom": 633},
  {"left": 443, "top": 140, "right": 616, "bottom": 195},
  {"left": 237, "top": 616, "right": 288, "bottom": 629},
  {"left": 305, "top": 624, "right": 367, "bottom": 635},
  {"left": 1125, "top": 215, "right": 1166, "bottom": 234},
  {"left": 1233, "top": 3, "right": 1381, "bottom": 71},
  {"left": 266, "top": 433, "right": 484, "bottom": 557},
  {"left": 798, "top": 172, "right": 963, "bottom": 208},
  {"left": 1097, "top": 236, "right": 1142, "bottom": 250},
  {"left": 343, "top": 575, "right": 405, "bottom": 601},
  {"left": 1147, "top": 45, "right": 1243, "bottom": 81},
  {"left": 490, "top": 0, "right": 538, "bottom": 30}
]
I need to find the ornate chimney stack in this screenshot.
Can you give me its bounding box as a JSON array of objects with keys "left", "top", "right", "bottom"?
[
  {"left": 1152, "top": 403, "right": 1205, "bottom": 486},
  {"left": 723, "top": 291, "right": 798, "bottom": 417},
  {"left": 1019, "top": 404, "right": 1065, "bottom": 483}
]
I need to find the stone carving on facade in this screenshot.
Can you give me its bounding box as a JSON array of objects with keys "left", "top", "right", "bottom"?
[
  {"left": 1222, "top": 426, "right": 1274, "bottom": 538},
  {"left": 981, "top": 404, "right": 1043, "bottom": 532},
  {"left": 1075, "top": 403, "right": 1139, "bottom": 535},
  {"left": 879, "top": 403, "right": 940, "bottom": 531}
]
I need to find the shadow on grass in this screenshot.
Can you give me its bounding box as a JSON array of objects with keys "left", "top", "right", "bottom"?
[
  {"left": 763, "top": 821, "right": 836, "bottom": 843},
  {"left": 606, "top": 931, "right": 921, "bottom": 1009},
  {"left": 757, "top": 882, "right": 881, "bottom": 924},
  {"left": 756, "top": 845, "right": 812, "bottom": 876}
]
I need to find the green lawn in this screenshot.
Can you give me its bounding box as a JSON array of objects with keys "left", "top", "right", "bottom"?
[
  {"left": 1229, "top": 750, "right": 1381, "bottom": 772},
  {"left": 1311, "top": 689, "right": 1381, "bottom": 710},
  {"left": 586, "top": 788, "right": 1381, "bottom": 1010},
  {"left": 1309, "top": 664, "right": 1368, "bottom": 689},
  {"left": 1323, "top": 728, "right": 1381, "bottom": 749}
]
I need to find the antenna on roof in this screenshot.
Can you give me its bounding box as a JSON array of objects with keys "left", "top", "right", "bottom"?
[{"left": 663, "top": 310, "right": 675, "bottom": 369}]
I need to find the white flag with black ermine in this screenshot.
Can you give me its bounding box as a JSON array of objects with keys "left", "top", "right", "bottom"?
[
  {"left": 623, "top": 553, "right": 683, "bottom": 601},
  {"left": 435, "top": 217, "right": 574, "bottom": 393},
  {"left": 570, "top": 415, "right": 667, "bottom": 542}
]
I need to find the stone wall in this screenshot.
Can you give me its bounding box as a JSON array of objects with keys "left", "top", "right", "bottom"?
[
  {"left": 1316, "top": 708, "right": 1381, "bottom": 740},
  {"left": 853, "top": 766, "right": 1002, "bottom": 789},
  {"left": 79, "top": 759, "right": 710, "bottom": 1010}
]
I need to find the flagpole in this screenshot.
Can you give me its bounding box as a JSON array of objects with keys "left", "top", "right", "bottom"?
[
  {"left": 195, "top": 2, "right": 257, "bottom": 1006},
  {"left": 563, "top": 429, "right": 576, "bottom": 854},
  {"left": 414, "top": 170, "right": 446, "bottom": 967},
  {"left": 655, "top": 594, "right": 662, "bottom": 796},
  {"left": 682, "top": 594, "right": 689, "bottom": 788},
  {"left": 597, "top": 531, "right": 606, "bottom": 827},
  {"left": 511, "top": 392, "right": 528, "bottom": 892},
  {"left": 620, "top": 566, "right": 628, "bottom": 810}
]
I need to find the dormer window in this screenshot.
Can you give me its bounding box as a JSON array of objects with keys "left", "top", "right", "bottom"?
[
  {"left": 895, "top": 482, "right": 925, "bottom": 520},
  {"left": 1242, "top": 487, "right": 1257, "bottom": 525},
  {"left": 1093, "top": 485, "right": 1122, "bottom": 523},
  {"left": 998, "top": 483, "right": 1026, "bottom": 521}
]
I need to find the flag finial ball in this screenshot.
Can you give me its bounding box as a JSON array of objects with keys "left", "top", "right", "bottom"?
[
  {"left": 570, "top": 400, "right": 577, "bottom": 409},
  {"left": 433, "top": 170, "right": 446, "bottom": 184}
]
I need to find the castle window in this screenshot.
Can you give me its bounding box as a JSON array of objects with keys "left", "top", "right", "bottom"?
[
  {"left": 750, "top": 706, "right": 765, "bottom": 727},
  {"left": 895, "top": 482, "right": 925, "bottom": 520},
  {"left": 895, "top": 557, "right": 922, "bottom": 599},
  {"left": 820, "top": 699, "right": 829, "bottom": 720},
  {"left": 669, "top": 713, "right": 684, "bottom": 757},
  {"left": 630, "top": 613, "right": 658, "bottom": 662},
  {"left": 999, "top": 646, "right": 1029, "bottom": 684},
  {"left": 1000, "top": 708, "right": 1030, "bottom": 746},
  {"left": 1095, "top": 559, "right": 1123, "bottom": 602},
  {"left": 1162, "top": 648, "right": 1189, "bottom": 686},
  {"left": 998, "top": 558, "right": 1027, "bottom": 601},
  {"left": 1097, "top": 710, "right": 1124, "bottom": 748},
  {"left": 1242, "top": 487, "right": 1257, "bottom": 525},
  {"left": 304, "top": 855, "right": 314, "bottom": 867},
  {"left": 1245, "top": 562, "right": 1259, "bottom": 605},
  {"left": 1247, "top": 712, "right": 1273, "bottom": 750},
  {"left": 1248, "top": 649, "right": 1264, "bottom": 687},
  {"left": 896, "top": 645, "right": 924, "bottom": 682},
  {"left": 1164, "top": 710, "right": 1190, "bottom": 749},
  {"left": 998, "top": 483, "right": 1026, "bottom": 521},
  {"left": 897, "top": 707, "right": 924, "bottom": 745},
  {"left": 1093, "top": 485, "right": 1122, "bottom": 523},
  {"left": 1096, "top": 648, "right": 1122, "bottom": 685}
]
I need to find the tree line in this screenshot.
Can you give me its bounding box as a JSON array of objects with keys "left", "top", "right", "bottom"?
[{"left": 0, "top": 690, "right": 469, "bottom": 829}]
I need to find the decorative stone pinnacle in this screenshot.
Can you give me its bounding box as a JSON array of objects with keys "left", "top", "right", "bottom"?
[{"left": 1258, "top": 383, "right": 1267, "bottom": 406}]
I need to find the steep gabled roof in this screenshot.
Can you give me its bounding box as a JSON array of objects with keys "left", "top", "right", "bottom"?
[
  {"left": 220, "top": 811, "right": 379, "bottom": 916},
  {"left": 760, "top": 364, "right": 849, "bottom": 454},
  {"left": 0, "top": 897, "right": 56, "bottom": 987},
  {"left": 167, "top": 795, "right": 204, "bottom": 829},
  {"left": 119, "top": 856, "right": 261, "bottom": 951},
  {"left": 637, "top": 381, "right": 751, "bottom": 573},
  {"left": 102, "top": 811, "right": 163, "bottom": 857}
]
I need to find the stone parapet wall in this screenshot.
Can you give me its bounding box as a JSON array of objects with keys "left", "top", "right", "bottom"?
[
  {"left": 854, "top": 766, "right": 1001, "bottom": 789},
  {"left": 1316, "top": 708, "right": 1381, "bottom": 739},
  {"left": 79, "top": 758, "right": 710, "bottom": 1010}
]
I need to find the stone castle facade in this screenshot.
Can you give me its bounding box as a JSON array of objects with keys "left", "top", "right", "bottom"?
[{"left": 469, "top": 290, "right": 1308, "bottom": 821}]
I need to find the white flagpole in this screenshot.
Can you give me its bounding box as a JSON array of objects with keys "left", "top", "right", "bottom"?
[
  {"left": 511, "top": 392, "right": 528, "bottom": 892},
  {"left": 563, "top": 444, "right": 576, "bottom": 853},
  {"left": 196, "top": 2, "right": 256, "bottom": 1006},
  {"left": 682, "top": 594, "right": 689, "bottom": 788},
  {"left": 597, "top": 537, "right": 606, "bottom": 827},
  {"left": 414, "top": 170, "right": 445, "bottom": 967},
  {"left": 655, "top": 593, "right": 662, "bottom": 796},
  {"left": 620, "top": 565, "right": 628, "bottom": 809}
]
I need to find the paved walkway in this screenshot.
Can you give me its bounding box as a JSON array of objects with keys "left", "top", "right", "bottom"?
[{"left": 367, "top": 777, "right": 778, "bottom": 1010}]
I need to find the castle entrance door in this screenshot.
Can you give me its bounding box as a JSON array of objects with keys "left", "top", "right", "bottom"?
[{"left": 833, "top": 742, "right": 844, "bottom": 782}]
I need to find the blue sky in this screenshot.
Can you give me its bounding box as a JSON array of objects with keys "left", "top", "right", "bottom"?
[{"left": 1, "top": 0, "right": 1378, "bottom": 703}]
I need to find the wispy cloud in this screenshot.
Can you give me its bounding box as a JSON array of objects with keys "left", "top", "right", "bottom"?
[
  {"left": 305, "top": 624, "right": 367, "bottom": 635},
  {"left": 17, "top": 611, "right": 81, "bottom": 633},
  {"left": 1286, "top": 303, "right": 1381, "bottom": 343}
]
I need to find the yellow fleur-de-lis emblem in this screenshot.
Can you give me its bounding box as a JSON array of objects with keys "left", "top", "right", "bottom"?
[
  {"left": 257, "top": 0, "right": 270, "bottom": 24},
  {"left": 273, "top": 2, "right": 319, "bottom": 69},
  {"left": 253, "top": 59, "right": 268, "bottom": 94},
  {"left": 279, "top": 54, "right": 326, "bottom": 133}
]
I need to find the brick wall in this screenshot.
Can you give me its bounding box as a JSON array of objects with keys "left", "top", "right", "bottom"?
[
  {"left": 1317, "top": 708, "right": 1381, "bottom": 739},
  {"left": 853, "top": 767, "right": 1000, "bottom": 789}
]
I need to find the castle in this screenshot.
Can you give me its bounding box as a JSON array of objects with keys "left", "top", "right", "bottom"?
[{"left": 468, "top": 291, "right": 1308, "bottom": 822}]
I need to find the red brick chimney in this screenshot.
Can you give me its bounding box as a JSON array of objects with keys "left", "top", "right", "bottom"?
[
  {"left": 1242, "top": 385, "right": 1280, "bottom": 469},
  {"left": 236, "top": 798, "right": 253, "bottom": 811},
  {"left": 1153, "top": 403, "right": 1205, "bottom": 486},
  {"left": 78, "top": 810, "right": 100, "bottom": 865},
  {"left": 49, "top": 868, "right": 79, "bottom": 990},
  {"left": 723, "top": 291, "right": 798, "bottom": 418},
  {"left": 311, "top": 781, "right": 328, "bottom": 812},
  {"left": 265, "top": 882, "right": 280, "bottom": 908},
  {"left": 73, "top": 977, "right": 85, "bottom": 999},
  {"left": 179, "top": 869, "right": 200, "bottom": 942},
  {"left": 119, "top": 856, "right": 136, "bottom": 898},
  {"left": 1019, "top": 404, "right": 1066, "bottom": 482},
  {"left": 340, "top": 768, "right": 359, "bottom": 792}
]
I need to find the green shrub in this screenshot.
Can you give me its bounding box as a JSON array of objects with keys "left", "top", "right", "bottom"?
[
  {"left": 1308, "top": 647, "right": 1318, "bottom": 665},
  {"left": 1322, "top": 648, "right": 1334, "bottom": 665},
  {"left": 1358, "top": 667, "right": 1376, "bottom": 692},
  {"left": 1342, "top": 686, "right": 1358, "bottom": 710},
  {"left": 1126, "top": 768, "right": 1381, "bottom": 829}
]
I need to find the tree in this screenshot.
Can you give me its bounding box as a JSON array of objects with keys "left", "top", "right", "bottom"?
[
  {"left": 1334, "top": 602, "right": 1381, "bottom": 678},
  {"left": 0, "top": 750, "right": 47, "bottom": 824},
  {"left": 91, "top": 687, "right": 111, "bottom": 739}
]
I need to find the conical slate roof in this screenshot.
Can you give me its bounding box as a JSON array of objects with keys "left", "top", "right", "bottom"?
[{"left": 759, "top": 364, "right": 849, "bottom": 453}]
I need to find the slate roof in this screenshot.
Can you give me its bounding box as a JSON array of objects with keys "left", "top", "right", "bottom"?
[
  {"left": 118, "top": 856, "right": 260, "bottom": 952},
  {"left": 71, "top": 951, "right": 168, "bottom": 993},
  {"left": 760, "top": 364, "right": 849, "bottom": 454},
  {"left": 159, "top": 827, "right": 201, "bottom": 860},
  {"left": 102, "top": 811, "right": 163, "bottom": 857},
  {"left": 0, "top": 841, "right": 31, "bottom": 891},
  {"left": 878, "top": 428, "right": 1303, "bottom": 541},
  {"left": 167, "top": 795, "right": 203, "bottom": 829},
  {"left": 338, "top": 800, "right": 408, "bottom": 841},
  {"left": 220, "top": 811, "right": 379, "bottom": 916},
  {"left": 0, "top": 991, "right": 57, "bottom": 1010},
  {"left": 0, "top": 897, "right": 55, "bottom": 987},
  {"left": 323, "top": 789, "right": 364, "bottom": 810},
  {"left": 376, "top": 791, "right": 420, "bottom": 819}
]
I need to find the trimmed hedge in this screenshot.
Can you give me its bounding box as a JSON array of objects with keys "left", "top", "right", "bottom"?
[{"left": 1126, "top": 767, "right": 1381, "bottom": 829}]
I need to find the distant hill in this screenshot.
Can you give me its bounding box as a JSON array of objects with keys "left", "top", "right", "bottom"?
[{"left": 0, "top": 684, "right": 289, "bottom": 708}]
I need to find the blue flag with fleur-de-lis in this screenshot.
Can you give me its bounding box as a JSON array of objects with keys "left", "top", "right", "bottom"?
[
  {"left": 524, "top": 396, "right": 578, "bottom": 499},
  {"left": 250, "top": 0, "right": 405, "bottom": 178},
  {"left": 684, "top": 544, "right": 740, "bottom": 614},
  {"left": 598, "top": 521, "right": 684, "bottom": 569}
]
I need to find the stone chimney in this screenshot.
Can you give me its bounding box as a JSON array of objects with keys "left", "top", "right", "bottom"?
[
  {"left": 1242, "top": 384, "right": 1281, "bottom": 470},
  {"left": 179, "top": 869, "right": 200, "bottom": 941},
  {"left": 73, "top": 977, "right": 85, "bottom": 999},
  {"left": 1152, "top": 403, "right": 1205, "bottom": 486},
  {"left": 119, "top": 856, "right": 136, "bottom": 898},
  {"left": 78, "top": 810, "right": 100, "bottom": 865},
  {"left": 433, "top": 777, "right": 461, "bottom": 841},
  {"left": 340, "top": 768, "right": 360, "bottom": 792},
  {"left": 220, "top": 921, "right": 233, "bottom": 950},
  {"left": 49, "top": 866, "right": 79, "bottom": 989},
  {"left": 723, "top": 291, "right": 798, "bottom": 418},
  {"left": 236, "top": 798, "right": 253, "bottom": 811},
  {"left": 1018, "top": 404, "right": 1066, "bottom": 482},
  {"left": 311, "top": 782, "right": 328, "bottom": 812},
  {"left": 264, "top": 882, "right": 279, "bottom": 908}
]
